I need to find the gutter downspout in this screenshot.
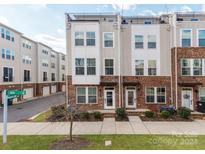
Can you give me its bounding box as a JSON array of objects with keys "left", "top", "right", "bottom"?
[{"left": 118, "top": 15, "right": 122, "bottom": 108}]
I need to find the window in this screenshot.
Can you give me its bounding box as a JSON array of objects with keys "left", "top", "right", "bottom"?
[
  {"left": 43, "top": 72, "right": 47, "bottom": 81},
  {"left": 105, "top": 59, "right": 114, "bottom": 75},
  {"left": 135, "top": 60, "right": 144, "bottom": 75},
  {"left": 148, "top": 60, "right": 157, "bottom": 75},
  {"left": 199, "top": 87, "right": 205, "bottom": 102},
  {"left": 104, "top": 32, "right": 113, "bottom": 47},
  {"left": 77, "top": 87, "right": 86, "bottom": 104},
  {"left": 193, "top": 59, "right": 202, "bottom": 75},
  {"left": 2, "top": 49, "right": 5, "bottom": 58},
  {"left": 6, "top": 30, "right": 10, "bottom": 40},
  {"left": 75, "top": 58, "right": 84, "bottom": 75},
  {"left": 191, "top": 18, "right": 198, "bottom": 21},
  {"left": 144, "top": 20, "right": 152, "bottom": 24},
  {"left": 86, "top": 32, "right": 95, "bottom": 46},
  {"left": 51, "top": 73, "right": 55, "bottom": 81},
  {"left": 198, "top": 30, "right": 205, "bottom": 47},
  {"left": 76, "top": 87, "right": 97, "bottom": 104},
  {"left": 146, "top": 87, "right": 155, "bottom": 103},
  {"left": 148, "top": 35, "right": 156, "bottom": 48},
  {"left": 87, "top": 58, "right": 96, "bottom": 75},
  {"left": 61, "top": 65, "right": 65, "bottom": 70},
  {"left": 3, "top": 67, "right": 13, "bottom": 82},
  {"left": 75, "top": 32, "right": 84, "bottom": 46},
  {"left": 11, "top": 51, "right": 15, "bottom": 60},
  {"left": 146, "top": 87, "right": 166, "bottom": 103},
  {"left": 157, "top": 88, "right": 166, "bottom": 103},
  {"left": 135, "top": 35, "right": 143, "bottom": 48},
  {"left": 62, "top": 55, "right": 65, "bottom": 60},
  {"left": 1, "top": 28, "right": 4, "bottom": 38},
  {"left": 24, "top": 70, "right": 30, "bottom": 82},
  {"left": 6, "top": 49, "right": 10, "bottom": 59},
  {"left": 181, "top": 59, "right": 191, "bottom": 76},
  {"left": 62, "top": 74, "right": 65, "bottom": 81},
  {"left": 88, "top": 87, "right": 97, "bottom": 103},
  {"left": 42, "top": 50, "right": 48, "bottom": 55},
  {"left": 181, "top": 29, "right": 191, "bottom": 47},
  {"left": 51, "top": 63, "right": 55, "bottom": 68}
]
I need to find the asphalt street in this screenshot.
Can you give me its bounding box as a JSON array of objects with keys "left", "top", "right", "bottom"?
[{"left": 0, "top": 93, "right": 65, "bottom": 122}]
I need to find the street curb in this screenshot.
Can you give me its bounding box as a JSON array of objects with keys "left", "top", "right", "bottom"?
[{"left": 29, "top": 109, "right": 50, "bottom": 120}]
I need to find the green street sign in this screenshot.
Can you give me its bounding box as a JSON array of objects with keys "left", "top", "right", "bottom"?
[{"left": 6, "top": 90, "right": 26, "bottom": 97}]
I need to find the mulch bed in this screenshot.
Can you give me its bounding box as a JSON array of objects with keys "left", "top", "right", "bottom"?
[
  {"left": 140, "top": 116, "right": 193, "bottom": 122},
  {"left": 50, "top": 137, "right": 91, "bottom": 150},
  {"left": 115, "top": 116, "right": 129, "bottom": 121}
]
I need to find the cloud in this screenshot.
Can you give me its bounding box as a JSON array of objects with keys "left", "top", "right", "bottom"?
[
  {"left": 139, "top": 10, "right": 157, "bottom": 16},
  {"left": 34, "top": 33, "right": 65, "bottom": 53},
  {"left": 0, "top": 16, "right": 9, "bottom": 25},
  {"left": 57, "top": 28, "right": 64, "bottom": 34},
  {"left": 112, "top": 4, "right": 136, "bottom": 11},
  {"left": 201, "top": 4, "right": 205, "bottom": 11},
  {"left": 180, "top": 6, "right": 192, "bottom": 12}
]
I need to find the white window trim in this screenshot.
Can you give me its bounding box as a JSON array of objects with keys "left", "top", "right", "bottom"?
[
  {"left": 147, "top": 60, "right": 157, "bottom": 76},
  {"left": 86, "top": 32, "right": 96, "bottom": 47},
  {"left": 197, "top": 29, "right": 205, "bottom": 47},
  {"left": 180, "top": 29, "right": 193, "bottom": 47},
  {"left": 87, "top": 58, "right": 96, "bottom": 76},
  {"left": 76, "top": 86, "right": 98, "bottom": 104},
  {"left": 75, "top": 58, "right": 85, "bottom": 76},
  {"left": 145, "top": 87, "right": 166, "bottom": 104},
  {"left": 103, "top": 32, "right": 114, "bottom": 48},
  {"left": 103, "top": 58, "right": 115, "bottom": 76},
  {"left": 135, "top": 59, "right": 144, "bottom": 76},
  {"left": 134, "top": 35, "right": 144, "bottom": 49},
  {"left": 2, "top": 66, "right": 15, "bottom": 83},
  {"left": 199, "top": 87, "right": 205, "bottom": 101}
]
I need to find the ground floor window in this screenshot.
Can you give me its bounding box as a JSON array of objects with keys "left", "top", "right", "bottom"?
[
  {"left": 146, "top": 87, "right": 166, "bottom": 104},
  {"left": 199, "top": 87, "right": 205, "bottom": 102},
  {"left": 76, "top": 87, "right": 97, "bottom": 104}
]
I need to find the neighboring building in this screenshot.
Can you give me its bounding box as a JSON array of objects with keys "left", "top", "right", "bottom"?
[
  {"left": 66, "top": 12, "right": 205, "bottom": 112},
  {"left": 0, "top": 22, "right": 66, "bottom": 105}
]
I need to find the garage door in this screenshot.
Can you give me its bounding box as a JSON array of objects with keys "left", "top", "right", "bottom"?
[
  {"left": 51, "top": 85, "right": 56, "bottom": 93},
  {"left": 62, "top": 85, "right": 66, "bottom": 92},
  {"left": 23, "top": 88, "right": 34, "bottom": 99},
  {"left": 43, "top": 86, "right": 50, "bottom": 96}
]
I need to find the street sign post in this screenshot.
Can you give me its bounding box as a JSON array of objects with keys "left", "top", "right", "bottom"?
[{"left": 2, "top": 90, "right": 26, "bottom": 144}]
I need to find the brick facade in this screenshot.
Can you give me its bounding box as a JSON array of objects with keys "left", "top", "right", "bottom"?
[{"left": 171, "top": 47, "right": 205, "bottom": 110}]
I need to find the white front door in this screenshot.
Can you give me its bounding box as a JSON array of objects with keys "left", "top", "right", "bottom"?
[
  {"left": 125, "top": 89, "right": 136, "bottom": 108},
  {"left": 181, "top": 89, "right": 193, "bottom": 110},
  {"left": 104, "top": 89, "right": 115, "bottom": 109}
]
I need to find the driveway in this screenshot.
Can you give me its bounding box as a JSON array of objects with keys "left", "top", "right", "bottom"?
[{"left": 0, "top": 93, "right": 65, "bottom": 122}]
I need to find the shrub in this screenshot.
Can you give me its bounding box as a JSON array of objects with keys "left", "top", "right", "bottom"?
[
  {"left": 160, "top": 110, "right": 170, "bottom": 119},
  {"left": 116, "top": 108, "right": 126, "bottom": 120},
  {"left": 49, "top": 105, "right": 67, "bottom": 121},
  {"left": 160, "top": 105, "right": 176, "bottom": 116},
  {"left": 80, "top": 112, "right": 90, "bottom": 120},
  {"left": 145, "top": 111, "right": 154, "bottom": 118},
  {"left": 93, "top": 111, "right": 102, "bottom": 120},
  {"left": 177, "top": 107, "right": 191, "bottom": 119}
]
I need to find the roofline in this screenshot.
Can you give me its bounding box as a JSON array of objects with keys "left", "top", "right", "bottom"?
[
  {"left": 38, "top": 42, "right": 52, "bottom": 49},
  {"left": 22, "top": 35, "right": 37, "bottom": 44},
  {"left": 0, "top": 22, "right": 23, "bottom": 35}
]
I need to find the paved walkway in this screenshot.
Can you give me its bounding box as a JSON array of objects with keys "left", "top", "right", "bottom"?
[{"left": 1, "top": 116, "right": 205, "bottom": 135}]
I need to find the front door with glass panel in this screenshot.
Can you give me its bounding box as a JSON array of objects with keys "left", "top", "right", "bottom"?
[
  {"left": 181, "top": 89, "right": 193, "bottom": 110},
  {"left": 125, "top": 89, "right": 136, "bottom": 108},
  {"left": 104, "top": 89, "right": 115, "bottom": 109}
]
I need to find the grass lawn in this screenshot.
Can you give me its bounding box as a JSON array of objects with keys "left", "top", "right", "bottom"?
[
  {"left": 33, "top": 110, "right": 52, "bottom": 122},
  {"left": 0, "top": 135, "right": 205, "bottom": 150}
]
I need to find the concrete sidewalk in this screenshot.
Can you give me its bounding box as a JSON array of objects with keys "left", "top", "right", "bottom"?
[{"left": 1, "top": 117, "right": 205, "bottom": 135}]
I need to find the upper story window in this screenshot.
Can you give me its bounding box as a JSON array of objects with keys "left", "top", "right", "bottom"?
[
  {"left": 61, "top": 65, "right": 65, "bottom": 70},
  {"left": 75, "top": 32, "right": 84, "bottom": 46},
  {"left": 51, "top": 73, "right": 55, "bottom": 81},
  {"left": 105, "top": 59, "right": 114, "bottom": 75},
  {"left": 23, "top": 56, "right": 32, "bottom": 64},
  {"left": 87, "top": 58, "right": 96, "bottom": 75},
  {"left": 198, "top": 30, "right": 205, "bottom": 47},
  {"left": 135, "top": 60, "right": 144, "bottom": 76},
  {"left": 144, "top": 20, "right": 152, "bottom": 24},
  {"left": 148, "top": 35, "right": 156, "bottom": 49},
  {"left": 1, "top": 28, "right": 14, "bottom": 42},
  {"left": 3, "top": 67, "right": 13, "bottom": 82},
  {"left": 181, "top": 29, "right": 191, "bottom": 47},
  {"left": 148, "top": 60, "right": 157, "bottom": 75},
  {"left": 2, "top": 49, "right": 15, "bottom": 60},
  {"left": 135, "top": 35, "right": 143, "bottom": 49},
  {"left": 42, "top": 49, "right": 49, "bottom": 55},
  {"left": 62, "top": 55, "right": 65, "bottom": 60},
  {"left": 75, "top": 58, "right": 84, "bottom": 75},
  {"left": 51, "top": 63, "right": 55, "bottom": 68},
  {"left": 51, "top": 54, "right": 55, "bottom": 58},
  {"left": 22, "top": 42, "right": 31, "bottom": 49},
  {"left": 43, "top": 72, "right": 48, "bottom": 81},
  {"left": 2, "top": 49, "right": 5, "bottom": 58},
  {"left": 181, "top": 59, "right": 191, "bottom": 76},
  {"left": 103, "top": 32, "right": 114, "bottom": 48},
  {"left": 191, "top": 18, "right": 198, "bottom": 21},
  {"left": 86, "top": 32, "right": 95, "bottom": 46},
  {"left": 24, "top": 70, "right": 31, "bottom": 82}
]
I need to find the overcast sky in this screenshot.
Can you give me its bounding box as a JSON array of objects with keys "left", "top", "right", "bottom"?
[{"left": 0, "top": 4, "right": 203, "bottom": 53}]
